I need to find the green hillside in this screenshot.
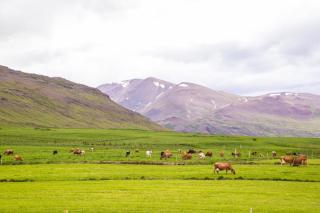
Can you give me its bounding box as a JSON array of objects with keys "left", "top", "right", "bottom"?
[{"left": 0, "top": 65, "right": 164, "bottom": 130}]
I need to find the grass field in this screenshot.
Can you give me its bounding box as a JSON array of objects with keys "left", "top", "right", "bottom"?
[
  {"left": 1, "top": 180, "right": 319, "bottom": 213},
  {"left": 0, "top": 128, "right": 319, "bottom": 212}
]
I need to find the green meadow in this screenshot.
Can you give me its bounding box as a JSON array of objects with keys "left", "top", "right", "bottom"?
[{"left": 0, "top": 128, "right": 319, "bottom": 212}]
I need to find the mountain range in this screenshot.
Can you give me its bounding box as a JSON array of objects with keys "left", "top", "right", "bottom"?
[
  {"left": 0, "top": 66, "right": 164, "bottom": 130},
  {"left": 98, "top": 77, "right": 320, "bottom": 137}
]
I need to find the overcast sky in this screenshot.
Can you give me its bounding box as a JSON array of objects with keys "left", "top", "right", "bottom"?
[{"left": 1, "top": 0, "right": 320, "bottom": 95}]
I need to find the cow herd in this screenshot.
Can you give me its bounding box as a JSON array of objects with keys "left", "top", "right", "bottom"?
[
  {"left": 1, "top": 148, "right": 308, "bottom": 174},
  {"left": 157, "top": 149, "right": 278, "bottom": 161},
  {"left": 0, "top": 147, "right": 87, "bottom": 162},
  {"left": 159, "top": 149, "right": 213, "bottom": 160}
]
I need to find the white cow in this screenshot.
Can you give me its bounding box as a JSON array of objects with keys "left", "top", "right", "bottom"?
[
  {"left": 146, "top": 150, "right": 153, "bottom": 158},
  {"left": 199, "top": 152, "right": 205, "bottom": 159}
]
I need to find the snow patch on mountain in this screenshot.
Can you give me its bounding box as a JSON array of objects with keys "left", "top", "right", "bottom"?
[
  {"left": 211, "top": 99, "right": 217, "bottom": 109},
  {"left": 120, "top": 81, "right": 130, "bottom": 88},
  {"left": 269, "top": 93, "right": 281, "bottom": 97},
  {"left": 153, "top": 81, "right": 166, "bottom": 88},
  {"left": 285, "top": 92, "right": 298, "bottom": 96},
  {"left": 179, "top": 83, "right": 189, "bottom": 87},
  {"left": 155, "top": 92, "right": 165, "bottom": 100}
]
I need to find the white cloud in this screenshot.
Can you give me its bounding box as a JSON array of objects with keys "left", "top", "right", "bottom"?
[{"left": 0, "top": 0, "right": 320, "bottom": 95}]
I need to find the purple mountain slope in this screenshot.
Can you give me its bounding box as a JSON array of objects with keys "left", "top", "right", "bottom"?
[{"left": 98, "top": 79, "right": 320, "bottom": 137}]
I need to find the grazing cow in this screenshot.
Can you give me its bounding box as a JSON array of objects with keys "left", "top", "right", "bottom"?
[
  {"left": 182, "top": 152, "right": 192, "bottom": 160},
  {"left": 272, "top": 151, "right": 277, "bottom": 158},
  {"left": 73, "top": 148, "right": 80, "bottom": 154},
  {"left": 14, "top": 155, "right": 23, "bottom": 161},
  {"left": 251, "top": 151, "right": 258, "bottom": 156},
  {"left": 231, "top": 152, "right": 241, "bottom": 158},
  {"left": 214, "top": 162, "right": 235, "bottom": 174},
  {"left": 205, "top": 151, "right": 213, "bottom": 157},
  {"left": 219, "top": 151, "right": 224, "bottom": 158},
  {"left": 293, "top": 154, "right": 307, "bottom": 166},
  {"left": 125, "top": 151, "right": 130, "bottom": 157},
  {"left": 4, "top": 149, "right": 14, "bottom": 155},
  {"left": 53, "top": 150, "right": 58, "bottom": 155},
  {"left": 198, "top": 152, "right": 205, "bottom": 159},
  {"left": 160, "top": 150, "right": 172, "bottom": 159},
  {"left": 280, "top": 155, "right": 295, "bottom": 165},
  {"left": 187, "top": 149, "right": 197, "bottom": 154},
  {"left": 146, "top": 150, "right": 153, "bottom": 158},
  {"left": 73, "top": 148, "right": 85, "bottom": 156}
]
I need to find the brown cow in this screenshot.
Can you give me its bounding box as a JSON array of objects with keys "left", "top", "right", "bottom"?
[
  {"left": 160, "top": 150, "right": 172, "bottom": 159},
  {"left": 280, "top": 155, "right": 295, "bottom": 165},
  {"left": 73, "top": 148, "right": 85, "bottom": 156},
  {"left": 293, "top": 154, "right": 307, "bottom": 166},
  {"left": 14, "top": 155, "right": 23, "bottom": 161},
  {"left": 214, "top": 162, "right": 236, "bottom": 174},
  {"left": 4, "top": 149, "right": 14, "bottom": 155},
  {"left": 73, "top": 148, "right": 81, "bottom": 154},
  {"left": 205, "top": 151, "right": 213, "bottom": 157},
  {"left": 182, "top": 152, "right": 192, "bottom": 160}
]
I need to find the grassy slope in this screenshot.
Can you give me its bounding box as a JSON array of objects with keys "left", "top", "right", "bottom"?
[{"left": 0, "top": 65, "right": 164, "bottom": 130}]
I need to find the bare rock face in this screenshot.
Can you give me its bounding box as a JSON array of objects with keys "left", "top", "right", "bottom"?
[{"left": 99, "top": 78, "right": 320, "bottom": 137}]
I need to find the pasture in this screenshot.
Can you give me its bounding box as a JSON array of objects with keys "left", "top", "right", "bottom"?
[
  {"left": 0, "top": 128, "right": 319, "bottom": 212},
  {"left": 0, "top": 127, "right": 319, "bottom": 164}
]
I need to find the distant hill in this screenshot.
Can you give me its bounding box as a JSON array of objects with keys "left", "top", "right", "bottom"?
[
  {"left": 0, "top": 65, "right": 164, "bottom": 130},
  {"left": 98, "top": 78, "right": 320, "bottom": 137}
]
